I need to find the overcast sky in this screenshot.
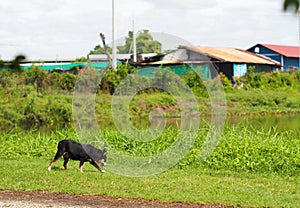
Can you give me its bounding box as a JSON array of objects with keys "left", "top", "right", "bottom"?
[{"left": 0, "top": 0, "right": 298, "bottom": 59}]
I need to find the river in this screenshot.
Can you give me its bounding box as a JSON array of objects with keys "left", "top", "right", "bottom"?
[{"left": 131, "top": 114, "right": 300, "bottom": 132}]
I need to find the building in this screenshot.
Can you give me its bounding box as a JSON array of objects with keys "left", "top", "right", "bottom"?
[
  {"left": 247, "top": 44, "right": 300, "bottom": 70},
  {"left": 139, "top": 45, "right": 281, "bottom": 80},
  {"left": 88, "top": 54, "right": 131, "bottom": 62},
  {"left": 88, "top": 53, "right": 157, "bottom": 63}
]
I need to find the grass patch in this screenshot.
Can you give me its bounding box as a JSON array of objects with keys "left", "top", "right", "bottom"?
[
  {"left": 1, "top": 126, "right": 299, "bottom": 175},
  {"left": 0, "top": 125, "right": 299, "bottom": 207},
  {"left": 0, "top": 158, "right": 298, "bottom": 207}
]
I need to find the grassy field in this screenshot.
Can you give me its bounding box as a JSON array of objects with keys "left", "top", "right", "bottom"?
[
  {"left": 0, "top": 158, "right": 298, "bottom": 208},
  {"left": 1, "top": 62, "right": 300, "bottom": 207},
  {"left": 0, "top": 126, "right": 299, "bottom": 207}
]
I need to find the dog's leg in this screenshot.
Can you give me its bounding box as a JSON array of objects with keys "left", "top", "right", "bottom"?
[
  {"left": 89, "top": 160, "right": 105, "bottom": 173},
  {"left": 48, "top": 149, "right": 65, "bottom": 171},
  {"left": 63, "top": 157, "right": 69, "bottom": 170},
  {"left": 79, "top": 160, "right": 85, "bottom": 173},
  {"left": 48, "top": 160, "right": 57, "bottom": 171}
]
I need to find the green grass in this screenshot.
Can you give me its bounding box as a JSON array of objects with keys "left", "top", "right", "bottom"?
[
  {"left": 1, "top": 67, "right": 299, "bottom": 207},
  {"left": 225, "top": 89, "right": 300, "bottom": 115},
  {"left": 0, "top": 126, "right": 299, "bottom": 207},
  {"left": 0, "top": 158, "right": 298, "bottom": 207},
  {"left": 1, "top": 126, "right": 299, "bottom": 175},
  {"left": 1, "top": 87, "right": 300, "bottom": 132}
]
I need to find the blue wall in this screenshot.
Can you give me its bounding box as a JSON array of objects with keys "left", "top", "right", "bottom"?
[
  {"left": 285, "top": 57, "right": 299, "bottom": 69},
  {"left": 247, "top": 44, "right": 299, "bottom": 69}
]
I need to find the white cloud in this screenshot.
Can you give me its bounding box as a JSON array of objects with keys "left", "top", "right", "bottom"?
[
  {"left": 0, "top": 0, "right": 298, "bottom": 58},
  {"left": 145, "top": 0, "right": 216, "bottom": 10}
]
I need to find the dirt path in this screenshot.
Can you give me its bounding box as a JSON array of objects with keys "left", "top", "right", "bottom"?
[{"left": 0, "top": 190, "right": 234, "bottom": 208}]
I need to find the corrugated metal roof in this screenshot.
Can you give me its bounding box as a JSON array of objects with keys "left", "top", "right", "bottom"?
[
  {"left": 89, "top": 54, "right": 131, "bottom": 61},
  {"left": 181, "top": 45, "right": 281, "bottom": 65},
  {"left": 261, "top": 44, "right": 300, "bottom": 58},
  {"left": 21, "top": 62, "right": 121, "bottom": 70},
  {"left": 142, "top": 60, "right": 211, "bottom": 65},
  {"left": 3, "top": 56, "right": 78, "bottom": 63}
]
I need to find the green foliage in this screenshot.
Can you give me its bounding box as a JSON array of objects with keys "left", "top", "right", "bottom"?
[
  {"left": 193, "top": 126, "right": 300, "bottom": 175},
  {"left": 0, "top": 125, "right": 299, "bottom": 176},
  {"left": 89, "top": 44, "right": 111, "bottom": 55},
  {"left": 0, "top": 71, "right": 10, "bottom": 88},
  {"left": 89, "top": 29, "right": 161, "bottom": 56},
  {"left": 59, "top": 73, "right": 76, "bottom": 91},
  {"left": 0, "top": 128, "right": 75, "bottom": 158},
  {"left": 117, "top": 30, "right": 161, "bottom": 54},
  {"left": 72, "top": 57, "right": 87, "bottom": 63},
  {"left": 292, "top": 69, "right": 300, "bottom": 81},
  {"left": 0, "top": 64, "right": 300, "bottom": 131},
  {"left": 0, "top": 55, "right": 26, "bottom": 73},
  {"left": 239, "top": 72, "right": 267, "bottom": 89},
  {"left": 25, "top": 66, "right": 47, "bottom": 93},
  {"left": 0, "top": 59, "right": 4, "bottom": 69},
  {"left": 237, "top": 71, "right": 299, "bottom": 90},
  {"left": 283, "top": 0, "right": 299, "bottom": 12},
  {"left": 21, "top": 98, "right": 42, "bottom": 130},
  {"left": 218, "top": 72, "right": 233, "bottom": 92},
  {"left": 0, "top": 158, "right": 298, "bottom": 207},
  {"left": 0, "top": 61, "right": 299, "bottom": 208},
  {"left": 99, "top": 64, "right": 138, "bottom": 95}
]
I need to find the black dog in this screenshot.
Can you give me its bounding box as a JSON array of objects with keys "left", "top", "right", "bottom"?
[{"left": 48, "top": 140, "right": 107, "bottom": 173}]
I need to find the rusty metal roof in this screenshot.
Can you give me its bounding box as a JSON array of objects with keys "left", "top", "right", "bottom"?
[
  {"left": 181, "top": 45, "right": 281, "bottom": 65},
  {"left": 261, "top": 44, "right": 299, "bottom": 58}
]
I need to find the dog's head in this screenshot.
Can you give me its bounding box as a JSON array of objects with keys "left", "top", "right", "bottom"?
[
  {"left": 96, "top": 149, "right": 107, "bottom": 166},
  {"left": 84, "top": 144, "right": 107, "bottom": 166}
]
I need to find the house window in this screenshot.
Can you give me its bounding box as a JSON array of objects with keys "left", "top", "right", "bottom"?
[{"left": 254, "top": 47, "right": 260, "bottom": 53}]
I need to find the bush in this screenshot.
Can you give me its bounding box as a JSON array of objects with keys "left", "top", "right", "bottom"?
[{"left": 59, "top": 73, "right": 76, "bottom": 91}]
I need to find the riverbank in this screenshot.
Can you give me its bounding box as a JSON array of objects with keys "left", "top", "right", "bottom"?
[
  {"left": 0, "top": 69, "right": 299, "bottom": 208},
  {"left": 0, "top": 68, "right": 300, "bottom": 131},
  {"left": 0, "top": 89, "right": 300, "bottom": 131}
]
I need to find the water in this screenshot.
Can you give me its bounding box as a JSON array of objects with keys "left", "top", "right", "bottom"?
[
  {"left": 131, "top": 114, "right": 300, "bottom": 132},
  {"left": 226, "top": 114, "right": 300, "bottom": 132}
]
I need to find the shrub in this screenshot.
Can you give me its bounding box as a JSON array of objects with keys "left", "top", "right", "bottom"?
[{"left": 59, "top": 73, "right": 76, "bottom": 91}]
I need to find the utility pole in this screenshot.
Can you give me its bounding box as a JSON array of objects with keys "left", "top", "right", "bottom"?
[
  {"left": 112, "top": 0, "right": 117, "bottom": 70},
  {"left": 133, "top": 20, "right": 137, "bottom": 62},
  {"left": 298, "top": 10, "right": 300, "bottom": 70}
]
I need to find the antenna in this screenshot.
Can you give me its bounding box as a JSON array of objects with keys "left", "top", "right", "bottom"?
[{"left": 112, "top": 0, "right": 117, "bottom": 70}]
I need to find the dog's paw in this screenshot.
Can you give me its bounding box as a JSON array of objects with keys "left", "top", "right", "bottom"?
[
  {"left": 48, "top": 167, "right": 51, "bottom": 171},
  {"left": 101, "top": 169, "right": 106, "bottom": 173}
]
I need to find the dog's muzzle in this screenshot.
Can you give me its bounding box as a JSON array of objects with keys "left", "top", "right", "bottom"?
[{"left": 98, "top": 160, "right": 107, "bottom": 166}]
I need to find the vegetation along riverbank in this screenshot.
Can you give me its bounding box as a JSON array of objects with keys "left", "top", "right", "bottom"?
[
  {"left": 0, "top": 64, "right": 299, "bottom": 207},
  {"left": 0, "top": 64, "right": 299, "bottom": 131}
]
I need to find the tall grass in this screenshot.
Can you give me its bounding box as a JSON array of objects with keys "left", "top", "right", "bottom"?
[
  {"left": 0, "top": 124, "right": 299, "bottom": 176},
  {"left": 197, "top": 126, "right": 300, "bottom": 175},
  {"left": 0, "top": 128, "right": 76, "bottom": 159}
]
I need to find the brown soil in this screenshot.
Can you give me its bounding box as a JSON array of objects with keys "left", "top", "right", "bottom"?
[{"left": 0, "top": 190, "right": 238, "bottom": 208}]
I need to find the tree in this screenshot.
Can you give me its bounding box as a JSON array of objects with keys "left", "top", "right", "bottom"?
[
  {"left": 0, "top": 59, "right": 4, "bottom": 69},
  {"left": 0, "top": 54, "right": 26, "bottom": 73},
  {"left": 117, "top": 29, "right": 162, "bottom": 54},
  {"left": 73, "top": 57, "right": 87, "bottom": 63},
  {"left": 89, "top": 44, "right": 112, "bottom": 55},
  {"left": 283, "top": 0, "right": 299, "bottom": 12}
]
